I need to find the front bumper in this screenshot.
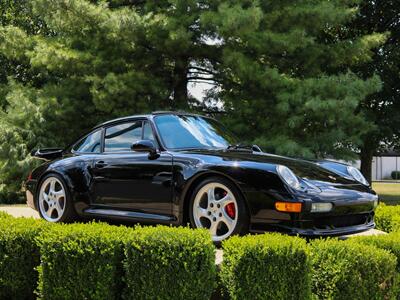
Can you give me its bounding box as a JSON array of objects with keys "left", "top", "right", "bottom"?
[
  {"left": 249, "top": 185, "right": 378, "bottom": 237},
  {"left": 251, "top": 212, "right": 375, "bottom": 236}
]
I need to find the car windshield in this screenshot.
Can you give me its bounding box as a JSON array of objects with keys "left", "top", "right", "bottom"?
[{"left": 154, "top": 114, "right": 238, "bottom": 150}]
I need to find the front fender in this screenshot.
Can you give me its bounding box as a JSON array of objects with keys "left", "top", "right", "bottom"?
[{"left": 171, "top": 154, "right": 295, "bottom": 223}]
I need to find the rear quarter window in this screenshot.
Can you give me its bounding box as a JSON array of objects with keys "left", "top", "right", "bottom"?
[{"left": 73, "top": 130, "right": 102, "bottom": 153}]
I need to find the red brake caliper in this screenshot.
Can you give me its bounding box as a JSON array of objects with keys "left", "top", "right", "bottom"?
[{"left": 225, "top": 202, "right": 236, "bottom": 219}]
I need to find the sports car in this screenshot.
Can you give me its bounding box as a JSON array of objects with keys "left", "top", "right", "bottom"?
[{"left": 25, "top": 112, "right": 378, "bottom": 241}]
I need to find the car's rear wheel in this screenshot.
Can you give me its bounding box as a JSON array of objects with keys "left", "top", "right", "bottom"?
[
  {"left": 189, "top": 177, "right": 249, "bottom": 242},
  {"left": 37, "top": 174, "right": 76, "bottom": 223}
]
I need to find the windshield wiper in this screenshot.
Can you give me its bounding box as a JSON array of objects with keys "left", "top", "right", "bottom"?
[{"left": 227, "top": 143, "right": 262, "bottom": 152}]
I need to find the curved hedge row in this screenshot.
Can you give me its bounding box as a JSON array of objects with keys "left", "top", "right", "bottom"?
[
  {"left": 220, "top": 234, "right": 310, "bottom": 300},
  {"left": 0, "top": 212, "right": 399, "bottom": 300},
  {"left": 375, "top": 204, "right": 400, "bottom": 232},
  {"left": 37, "top": 223, "right": 130, "bottom": 300},
  {"left": 124, "top": 226, "right": 216, "bottom": 300},
  {"left": 0, "top": 217, "right": 46, "bottom": 299},
  {"left": 0, "top": 214, "right": 216, "bottom": 300},
  {"left": 310, "top": 239, "right": 397, "bottom": 300}
]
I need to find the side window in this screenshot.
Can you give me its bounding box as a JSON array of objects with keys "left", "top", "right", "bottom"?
[
  {"left": 143, "top": 121, "right": 156, "bottom": 143},
  {"left": 104, "top": 121, "right": 143, "bottom": 152},
  {"left": 73, "top": 130, "right": 102, "bottom": 153}
]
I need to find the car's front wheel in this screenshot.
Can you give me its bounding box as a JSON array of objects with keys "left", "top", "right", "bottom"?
[
  {"left": 189, "top": 177, "right": 249, "bottom": 242},
  {"left": 37, "top": 174, "right": 76, "bottom": 223}
]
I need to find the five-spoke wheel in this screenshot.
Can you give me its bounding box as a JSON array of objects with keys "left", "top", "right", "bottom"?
[
  {"left": 37, "top": 174, "right": 76, "bottom": 222},
  {"left": 190, "top": 177, "right": 249, "bottom": 242}
]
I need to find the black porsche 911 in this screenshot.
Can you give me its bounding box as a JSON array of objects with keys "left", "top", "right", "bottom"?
[{"left": 25, "top": 111, "right": 378, "bottom": 242}]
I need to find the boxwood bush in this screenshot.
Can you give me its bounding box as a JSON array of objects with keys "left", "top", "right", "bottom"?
[
  {"left": 220, "top": 233, "right": 311, "bottom": 300},
  {"left": 354, "top": 232, "right": 400, "bottom": 271},
  {"left": 0, "top": 217, "right": 47, "bottom": 299},
  {"left": 392, "top": 171, "right": 400, "bottom": 180},
  {"left": 37, "top": 222, "right": 130, "bottom": 300},
  {"left": 375, "top": 204, "right": 400, "bottom": 232},
  {"left": 123, "top": 226, "right": 216, "bottom": 300},
  {"left": 310, "top": 239, "right": 397, "bottom": 300},
  {"left": 0, "top": 211, "right": 12, "bottom": 219},
  {"left": 354, "top": 232, "right": 400, "bottom": 298}
]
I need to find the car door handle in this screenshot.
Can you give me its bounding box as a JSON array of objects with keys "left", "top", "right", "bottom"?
[{"left": 95, "top": 161, "right": 108, "bottom": 169}]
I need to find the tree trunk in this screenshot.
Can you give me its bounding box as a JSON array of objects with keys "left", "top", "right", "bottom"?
[
  {"left": 172, "top": 59, "right": 189, "bottom": 110},
  {"left": 360, "top": 144, "right": 375, "bottom": 183}
]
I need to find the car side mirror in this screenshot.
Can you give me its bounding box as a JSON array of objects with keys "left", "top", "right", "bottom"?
[{"left": 131, "top": 140, "right": 159, "bottom": 159}]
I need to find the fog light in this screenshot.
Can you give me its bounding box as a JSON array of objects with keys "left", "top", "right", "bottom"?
[
  {"left": 311, "top": 202, "right": 333, "bottom": 213},
  {"left": 275, "top": 202, "right": 302, "bottom": 213}
]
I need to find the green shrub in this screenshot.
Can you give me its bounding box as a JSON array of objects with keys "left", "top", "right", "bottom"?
[
  {"left": 392, "top": 171, "right": 400, "bottom": 180},
  {"left": 310, "top": 239, "right": 397, "bottom": 300},
  {"left": 375, "top": 204, "right": 400, "bottom": 232},
  {"left": 123, "top": 226, "right": 216, "bottom": 300},
  {"left": 37, "top": 222, "right": 130, "bottom": 300},
  {"left": 220, "top": 233, "right": 311, "bottom": 300},
  {"left": 0, "top": 211, "right": 12, "bottom": 219},
  {"left": 354, "top": 232, "right": 400, "bottom": 272},
  {"left": 354, "top": 232, "right": 400, "bottom": 298},
  {"left": 0, "top": 217, "right": 47, "bottom": 299}
]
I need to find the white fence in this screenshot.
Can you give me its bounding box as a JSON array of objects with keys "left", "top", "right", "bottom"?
[{"left": 372, "top": 156, "right": 400, "bottom": 180}]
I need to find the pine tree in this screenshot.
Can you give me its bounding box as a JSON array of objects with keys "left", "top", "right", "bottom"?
[
  {"left": 205, "top": 0, "right": 385, "bottom": 159},
  {"left": 345, "top": 0, "right": 400, "bottom": 181},
  {"left": 0, "top": 0, "right": 387, "bottom": 201}
]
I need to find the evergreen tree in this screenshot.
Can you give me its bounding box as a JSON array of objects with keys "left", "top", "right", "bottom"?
[
  {"left": 205, "top": 0, "right": 385, "bottom": 159},
  {"left": 0, "top": 1, "right": 49, "bottom": 202},
  {"left": 345, "top": 0, "right": 400, "bottom": 181},
  {"left": 0, "top": 0, "right": 221, "bottom": 201},
  {"left": 0, "top": 0, "right": 387, "bottom": 201}
]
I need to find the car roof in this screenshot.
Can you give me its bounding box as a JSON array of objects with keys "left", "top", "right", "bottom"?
[{"left": 93, "top": 111, "right": 205, "bottom": 129}]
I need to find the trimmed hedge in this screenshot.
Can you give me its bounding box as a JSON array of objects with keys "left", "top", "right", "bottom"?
[
  {"left": 220, "top": 233, "right": 311, "bottom": 300},
  {"left": 0, "top": 217, "right": 47, "bottom": 299},
  {"left": 354, "top": 232, "right": 400, "bottom": 272},
  {"left": 37, "top": 222, "right": 130, "bottom": 300},
  {"left": 310, "top": 239, "right": 398, "bottom": 300},
  {"left": 375, "top": 204, "right": 400, "bottom": 232},
  {"left": 354, "top": 232, "right": 400, "bottom": 298},
  {"left": 1, "top": 213, "right": 400, "bottom": 300},
  {"left": 392, "top": 171, "right": 400, "bottom": 180},
  {"left": 123, "top": 226, "right": 216, "bottom": 300},
  {"left": 0, "top": 211, "right": 12, "bottom": 219}
]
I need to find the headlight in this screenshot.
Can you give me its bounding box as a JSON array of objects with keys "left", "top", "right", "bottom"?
[
  {"left": 276, "top": 165, "right": 301, "bottom": 190},
  {"left": 347, "top": 166, "right": 369, "bottom": 186}
]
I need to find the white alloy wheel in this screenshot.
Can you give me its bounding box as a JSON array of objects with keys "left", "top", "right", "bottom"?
[
  {"left": 38, "top": 177, "right": 66, "bottom": 222},
  {"left": 192, "top": 182, "right": 238, "bottom": 242}
]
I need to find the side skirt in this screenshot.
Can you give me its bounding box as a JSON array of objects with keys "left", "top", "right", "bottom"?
[{"left": 83, "top": 208, "right": 176, "bottom": 224}]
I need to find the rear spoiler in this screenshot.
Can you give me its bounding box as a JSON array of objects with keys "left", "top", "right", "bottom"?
[{"left": 30, "top": 148, "right": 64, "bottom": 161}]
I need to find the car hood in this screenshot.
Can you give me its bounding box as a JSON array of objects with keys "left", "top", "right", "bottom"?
[{"left": 177, "top": 149, "right": 358, "bottom": 186}]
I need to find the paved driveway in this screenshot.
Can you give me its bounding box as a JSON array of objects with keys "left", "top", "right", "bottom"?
[{"left": 0, "top": 205, "right": 39, "bottom": 218}]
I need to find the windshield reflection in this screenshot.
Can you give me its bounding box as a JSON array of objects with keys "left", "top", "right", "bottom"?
[{"left": 154, "top": 115, "right": 238, "bottom": 150}]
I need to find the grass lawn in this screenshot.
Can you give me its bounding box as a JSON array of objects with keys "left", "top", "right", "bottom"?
[{"left": 372, "top": 182, "right": 400, "bottom": 205}]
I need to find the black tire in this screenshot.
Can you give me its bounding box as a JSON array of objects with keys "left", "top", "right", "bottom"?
[
  {"left": 189, "top": 176, "right": 249, "bottom": 242},
  {"left": 36, "top": 173, "right": 78, "bottom": 223}
]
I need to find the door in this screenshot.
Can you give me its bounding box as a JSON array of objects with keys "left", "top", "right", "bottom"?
[{"left": 91, "top": 120, "right": 173, "bottom": 216}]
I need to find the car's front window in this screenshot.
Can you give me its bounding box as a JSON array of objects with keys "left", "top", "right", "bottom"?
[{"left": 154, "top": 114, "right": 238, "bottom": 150}]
